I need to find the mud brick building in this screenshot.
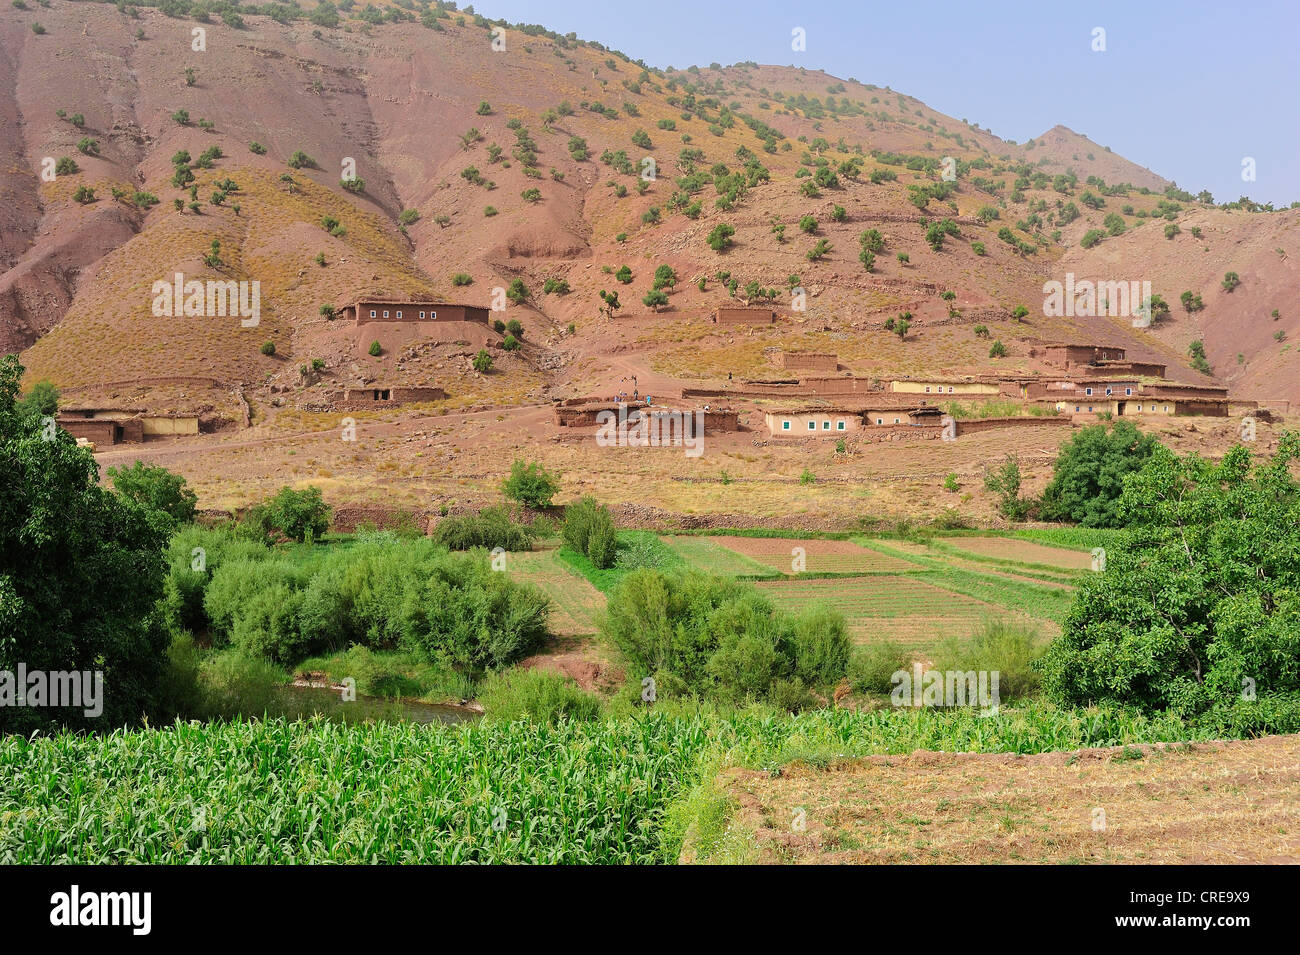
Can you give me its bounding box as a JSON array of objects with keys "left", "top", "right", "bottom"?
[
  {"left": 339, "top": 299, "right": 490, "bottom": 326},
  {"left": 1041, "top": 343, "right": 1127, "bottom": 370},
  {"left": 341, "top": 386, "right": 448, "bottom": 410}
]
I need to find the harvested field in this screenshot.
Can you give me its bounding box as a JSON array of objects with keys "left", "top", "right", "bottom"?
[
  {"left": 945, "top": 536, "right": 1096, "bottom": 571},
  {"left": 508, "top": 548, "right": 606, "bottom": 636},
  {"left": 711, "top": 536, "right": 916, "bottom": 575},
  {"left": 715, "top": 734, "right": 1300, "bottom": 864}
]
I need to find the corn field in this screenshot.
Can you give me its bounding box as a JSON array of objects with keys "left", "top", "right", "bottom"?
[{"left": 0, "top": 705, "right": 1235, "bottom": 864}]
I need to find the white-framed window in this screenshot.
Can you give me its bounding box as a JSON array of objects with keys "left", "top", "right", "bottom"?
[
  {"left": 1163, "top": 405, "right": 1169, "bottom": 412},
  {"left": 836, "top": 420, "right": 846, "bottom": 431},
  {"left": 822, "top": 420, "right": 831, "bottom": 430},
  {"left": 1137, "top": 405, "right": 1143, "bottom": 411},
  {"left": 782, "top": 420, "right": 791, "bottom": 431},
  {"left": 876, "top": 417, "right": 883, "bottom": 425},
  {"left": 807, "top": 420, "right": 815, "bottom": 431},
  {"left": 925, "top": 386, "right": 931, "bottom": 393},
  {"left": 429, "top": 310, "right": 437, "bottom": 319},
  {"left": 419, "top": 311, "right": 426, "bottom": 319},
  {"left": 383, "top": 310, "right": 390, "bottom": 318},
  {"left": 948, "top": 386, "right": 955, "bottom": 393},
  {"left": 1085, "top": 387, "right": 1093, "bottom": 396},
  {"left": 1125, "top": 387, "right": 1132, "bottom": 396},
  {"left": 1075, "top": 406, "right": 1081, "bottom": 412},
  {"left": 894, "top": 417, "right": 901, "bottom": 424},
  {"left": 1105, "top": 387, "right": 1112, "bottom": 396},
  {"left": 369, "top": 309, "right": 377, "bottom": 318},
  {"left": 396, "top": 310, "right": 403, "bottom": 318}
]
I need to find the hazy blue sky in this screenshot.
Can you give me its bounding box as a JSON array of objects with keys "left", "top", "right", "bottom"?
[{"left": 475, "top": 0, "right": 1300, "bottom": 206}]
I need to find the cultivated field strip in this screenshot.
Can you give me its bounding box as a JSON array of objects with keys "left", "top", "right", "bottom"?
[
  {"left": 659, "top": 535, "right": 777, "bottom": 577},
  {"left": 509, "top": 549, "right": 606, "bottom": 636},
  {"left": 943, "top": 536, "right": 1096, "bottom": 571},
  {"left": 709, "top": 536, "right": 916, "bottom": 574}
]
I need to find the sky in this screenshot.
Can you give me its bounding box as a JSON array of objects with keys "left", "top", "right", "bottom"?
[{"left": 473, "top": 0, "right": 1300, "bottom": 206}]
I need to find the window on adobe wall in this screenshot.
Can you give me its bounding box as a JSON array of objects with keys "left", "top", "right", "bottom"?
[
  {"left": 1105, "top": 388, "right": 1112, "bottom": 396},
  {"left": 782, "top": 420, "right": 791, "bottom": 431},
  {"left": 948, "top": 387, "right": 954, "bottom": 393},
  {"left": 396, "top": 311, "right": 403, "bottom": 319},
  {"left": 836, "top": 421, "right": 845, "bottom": 431},
  {"left": 894, "top": 417, "right": 901, "bottom": 424},
  {"left": 925, "top": 386, "right": 931, "bottom": 393},
  {"left": 383, "top": 310, "right": 390, "bottom": 318},
  {"left": 1085, "top": 387, "right": 1093, "bottom": 396},
  {"left": 876, "top": 418, "right": 883, "bottom": 425},
  {"left": 430, "top": 311, "right": 437, "bottom": 320},
  {"left": 1126, "top": 388, "right": 1132, "bottom": 396},
  {"left": 822, "top": 421, "right": 830, "bottom": 430},
  {"left": 369, "top": 310, "right": 377, "bottom": 318},
  {"left": 807, "top": 420, "right": 815, "bottom": 430}
]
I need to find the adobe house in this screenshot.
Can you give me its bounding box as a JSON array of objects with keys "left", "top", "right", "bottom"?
[
  {"left": 56, "top": 406, "right": 197, "bottom": 444},
  {"left": 555, "top": 400, "right": 648, "bottom": 427},
  {"left": 764, "top": 406, "right": 861, "bottom": 437},
  {"left": 1140, "top": 382, "right": 1230, "bottom": 401},
  {"left": 1022, "top": 379, "right": 1139, "bottom": 401},
  {"left": 890, "top": 378, "right": 1000, "bottom": 397},
  {"left": 862, "top": 405, "right": 944, "bottom": 427},
  {"left": 342, "top": 386, "right": 448, "bottom": 410},
  {"left": 779, "top": 351, "right": 838, "bottom": 372},
  {"left": 1041, "top": 343, "right": 1126, "bottom": 370},
  {"left": 1081, "top": 359, "right": 1167, "bottom": 379},
  {"left": 338, "top": 299, "right": 490, "bottom": 326},
  {"left": 714, "top": 306, "right": 777, "bottom": 326}
]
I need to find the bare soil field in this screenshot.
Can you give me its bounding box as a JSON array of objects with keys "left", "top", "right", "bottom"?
[
  {"left": 944, "top": 537, "right": 1097, "bottom": 571},
  {"left": 712, "top": 734, "right": 1300, "bottom": 864}
]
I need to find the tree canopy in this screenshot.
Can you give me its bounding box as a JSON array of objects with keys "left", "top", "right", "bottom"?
[{"left": 1040, "top": 434, "right": 1300, "bottom": 723}]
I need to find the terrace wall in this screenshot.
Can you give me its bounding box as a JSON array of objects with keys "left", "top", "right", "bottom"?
[{"left": 954, "top": 416, "right": 1071, "bottom": 436}]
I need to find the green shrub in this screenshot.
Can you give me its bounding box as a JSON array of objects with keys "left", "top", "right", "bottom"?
[
  {"left": 933, "top": 619, "right": 1044, "bottom": 702},
  {"left": 477, "top": 669, "right": 602, "bottom": 724},
  {"left": 562, "top": 496, "right": 618, "bottom": 568},
  {"left": 107, "top": 460, "right": 198, "bottom": 527},
  {"left": 433, "top": 506, "right": 535, "bottom": 551},
  {"left": 847, "top": 641, "right": 910, "bottom": 694},
  {"left": 501, "top": 458, "right": 559, "bottom": 508}
]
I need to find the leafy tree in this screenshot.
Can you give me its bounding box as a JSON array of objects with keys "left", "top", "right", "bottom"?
[
  {"left": 473, "top": 349, "right": 493, "bottom": 373},
  {"left": 983, "top": 454, "right": 1028, "bottom": 519},
  {"left": 506, "top": 279, "right": 529, "bottom": 304},
  {"left": 0, "top": 356, "right": 169, "bottom": 733},
  {"left": 106, "top": 461, "right": 199, "bottom": 528},
  {"left": 988, "top": 339, "right": 1007, "bottom": 358},
  {"left": 642, "top": 289, "right": 669, "bottom": 311},
  {"left": 707, "top": 223, "right": 735, "bottom": 252},
  {"left": 615, "top": 265, "right": 633, "bottom": 284},
  {"left": 501, "top": 458, "right": 560, "bottom": 508},
  {"left": 1222, "top": 271, "right": 1241, "bottom": 292},
  {"left": 652, "top": 265, "right": 677, "bottom": 290},
  {"left": 1039, "top": 435, "right": 1300, "bottom": 719},
  {"left": 1039, "top": 422, "right": 1159, "bottom": 527}
]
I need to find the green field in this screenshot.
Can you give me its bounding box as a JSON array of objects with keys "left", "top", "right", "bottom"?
[{"left": 655, "top": 533, "right": 1079, "bottom": 655}]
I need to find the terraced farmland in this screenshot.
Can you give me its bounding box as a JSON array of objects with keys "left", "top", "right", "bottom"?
[
  {"left": 943, "top": 536, "right": 1096, "bottom": 571},
  {"left": 708, "top": 536, "right": 916, "bottom": 574},
  {"left": 755, "top": 575, "right": 1005, "bottom": 650},
  {"left": 509, "top": 548, "right": 606, "bottom": 636},
  {"left": 659, "top": 535, "right": 778, "bottom": 577}
]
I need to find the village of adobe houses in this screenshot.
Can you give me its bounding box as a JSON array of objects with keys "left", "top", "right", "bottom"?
[{"left": 58, "top": 293, "right": 1280, "bottom": 455}]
